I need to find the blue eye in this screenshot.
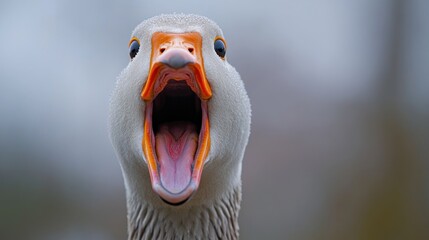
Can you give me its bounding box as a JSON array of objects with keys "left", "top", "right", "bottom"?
[
  {"left": 214, "top": 38, "right": 226, "bottom": 58},
  {"left": 129, "top": 39, "right": 140, "bottom": 59}
]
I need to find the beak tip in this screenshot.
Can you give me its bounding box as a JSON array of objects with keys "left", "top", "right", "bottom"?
[{"left": 160, "top": 51, "right": 193, "bottom": 69}]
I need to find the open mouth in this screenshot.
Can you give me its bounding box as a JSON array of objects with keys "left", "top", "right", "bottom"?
[{"left": 141, "top": 32, "right": 211, "bottom": 205}]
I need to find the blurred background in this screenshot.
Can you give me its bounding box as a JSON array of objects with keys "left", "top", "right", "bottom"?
[{"left": 1, "top": 0, "right": 428, "bottom": 239}]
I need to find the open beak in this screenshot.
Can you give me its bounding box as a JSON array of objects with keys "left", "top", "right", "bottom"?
[{"left": 141, "top": 32, "right": 212, "bottom": 205}]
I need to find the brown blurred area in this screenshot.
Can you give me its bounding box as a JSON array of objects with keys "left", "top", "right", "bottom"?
[{"left": 1, "top": 0, "right": 428, "bottom": 239}]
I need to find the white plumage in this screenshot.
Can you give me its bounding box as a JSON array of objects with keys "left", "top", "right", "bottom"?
[{"left": 109, "top": 14, "right": 251, "bottom": 239}]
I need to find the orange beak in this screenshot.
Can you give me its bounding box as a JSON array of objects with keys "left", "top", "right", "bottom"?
[{"left": 141, "top": 32, "right": 212, "bottom": 205}]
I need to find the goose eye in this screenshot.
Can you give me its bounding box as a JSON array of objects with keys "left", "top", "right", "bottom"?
[
  {"left": 129, "top": 40, "right": 140, "bottom": 59},
  {"left": 214, "top": 38, "right": 226, "bottom": 58}
]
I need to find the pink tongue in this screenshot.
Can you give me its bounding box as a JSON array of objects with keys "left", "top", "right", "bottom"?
[{"left": 155, "top": 122, "right": 198, "bottom": 194}]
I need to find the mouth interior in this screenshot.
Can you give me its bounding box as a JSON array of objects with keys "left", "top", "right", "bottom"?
[
  {"left": 153, "top": 80, "right": 202, "bottom": 133},
  {"left": 152, "top": 80, "right": 202, "bottom": 194}
]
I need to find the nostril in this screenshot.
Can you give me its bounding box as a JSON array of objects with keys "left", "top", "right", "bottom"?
[
  {"left": 188, "top": 48, "right": 194, "bottom": 53},
  {"left": 160, "top": 48, "right": 166, "bottom": 53}
]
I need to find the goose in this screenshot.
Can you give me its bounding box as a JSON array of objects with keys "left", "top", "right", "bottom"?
[{"left": 109, "top": 14, "right": 251, "bottom": 239}]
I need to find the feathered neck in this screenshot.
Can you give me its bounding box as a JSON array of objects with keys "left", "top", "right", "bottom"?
[{"left": 127, "top": 185, "right": 241, "bottom": 240}]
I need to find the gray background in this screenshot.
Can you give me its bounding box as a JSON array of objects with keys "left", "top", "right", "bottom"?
[{"left": 1, "top": 0, "right": 428, "bottom": 239}]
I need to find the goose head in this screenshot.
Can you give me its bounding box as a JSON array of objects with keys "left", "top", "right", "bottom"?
[{"left": 109, "top": 14, "right": 250, "bottom": 212}]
